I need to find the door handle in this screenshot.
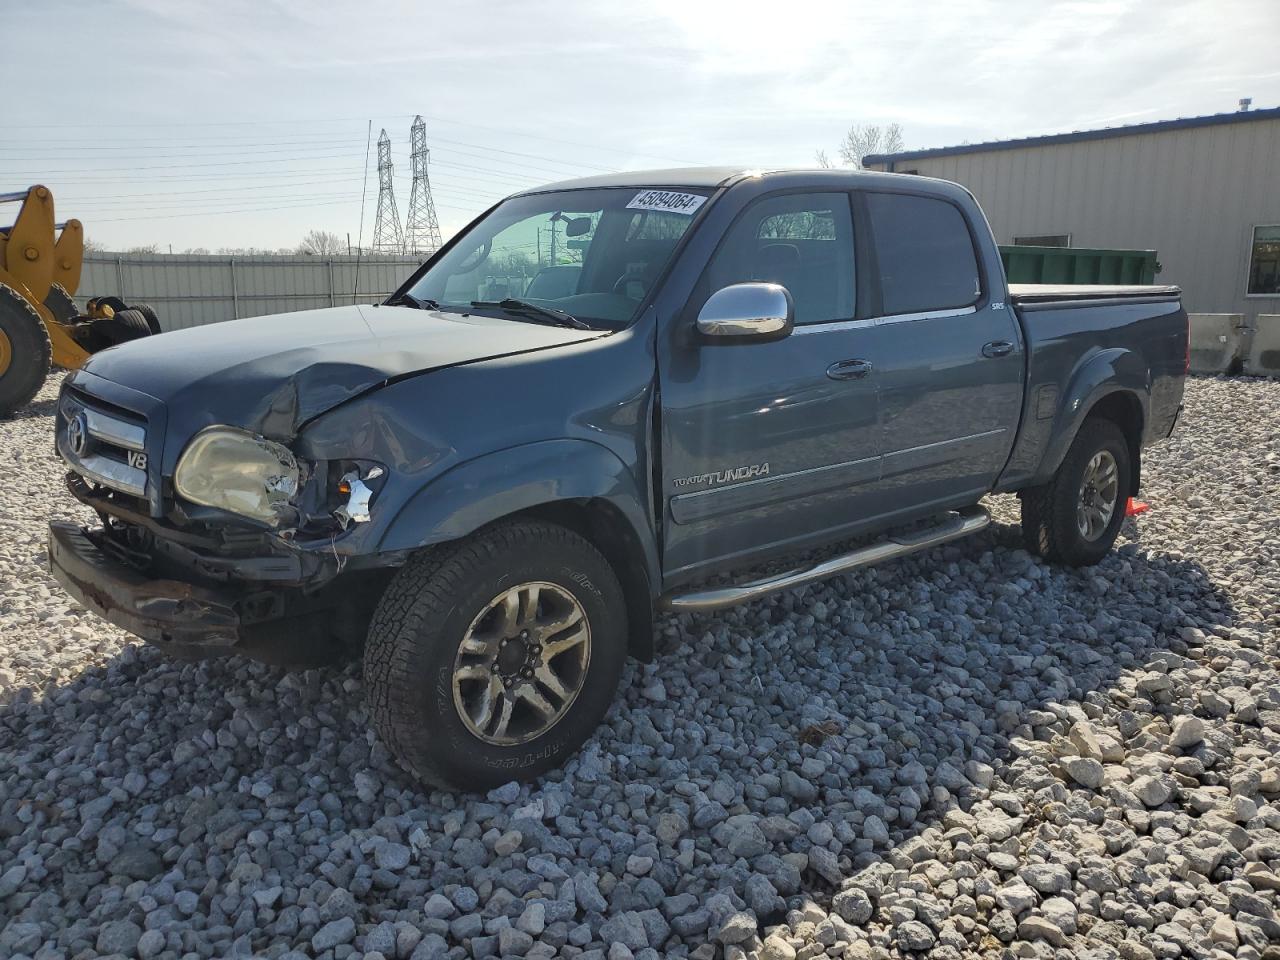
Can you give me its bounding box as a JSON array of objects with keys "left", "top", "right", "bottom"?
[
  {"left": 982, "top": 340, "right": 1014, "bottom": 358},
  {"left": 826, "top": 358, "right": 873, "bottom": 380}
]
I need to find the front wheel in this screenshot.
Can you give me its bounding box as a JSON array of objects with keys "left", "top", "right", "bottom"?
[
  {"left": 364, "top": 521, "right": 627, "bottom": 789},
  {"left": 1020, "top": 418, "right": 1131, "bottom": 567}
]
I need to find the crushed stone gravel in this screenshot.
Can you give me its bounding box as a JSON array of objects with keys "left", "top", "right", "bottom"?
[{"left": 1, "top": 375, "right": 1279, "bottom": 960}]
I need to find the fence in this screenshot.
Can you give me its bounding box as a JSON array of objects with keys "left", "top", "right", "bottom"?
[{"left": 79, "top": 253, "right": 424, "bottom": 331}]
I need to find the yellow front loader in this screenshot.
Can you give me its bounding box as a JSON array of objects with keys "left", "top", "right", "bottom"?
[{"left": 0, "top": 185, "right": 158, "bottom": 417}]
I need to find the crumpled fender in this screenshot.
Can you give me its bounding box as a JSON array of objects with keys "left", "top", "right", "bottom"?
[
  {"left": 378, "top": 437, "right": 659, "bottom": 588},
  {"left": 1033, "top": 347, "right": 1150, "bottom": 485}
]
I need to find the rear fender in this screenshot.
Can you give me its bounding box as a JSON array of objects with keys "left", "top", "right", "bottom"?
[{"left": 1033, "top": 348, "right": 1149, "bottom": 486}]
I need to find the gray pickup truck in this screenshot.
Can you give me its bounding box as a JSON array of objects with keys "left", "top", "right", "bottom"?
[{"left": 48, "top": 168, "right": 1187, "bottom": 787}]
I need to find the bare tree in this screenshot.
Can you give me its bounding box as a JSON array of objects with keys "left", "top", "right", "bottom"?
[
  {"left": 83, "top": 237, "right": 104, "bottom": 253},
  {"left": 125, "top": 243, "right": 161, "bottom": 254},
  {"left": 833, "top": 123, "right": 905, "bottom": 169},
  {"left": 814, "top": 149, "right": 833, "bottom": 169},
  {"left": 297, "top": 229, "right": 345, "bottom": 256}
]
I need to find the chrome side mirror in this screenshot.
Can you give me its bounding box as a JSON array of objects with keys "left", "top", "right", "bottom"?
[{"left": 696, "top": 282, "right": 794, "bottom": 343}]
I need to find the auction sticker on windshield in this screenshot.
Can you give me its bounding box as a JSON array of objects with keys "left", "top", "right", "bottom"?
[{"left": 626, "top": 190, "right": 707, "bottom": 215}]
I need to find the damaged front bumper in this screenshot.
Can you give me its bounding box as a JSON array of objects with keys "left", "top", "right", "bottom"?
[
  {"left": 47, "top": 521, "right": 381, "bottom": 663},
  {"left": 49, "top": 522, "right": 248, "bottom": 651}
]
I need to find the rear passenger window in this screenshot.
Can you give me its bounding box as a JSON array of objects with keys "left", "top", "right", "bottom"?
[
  {"left": 865, "top": 192, "right": 980, "bottom": 315},
  {"left": 704, "top": 193, "right": 854, "bottom": 325}
]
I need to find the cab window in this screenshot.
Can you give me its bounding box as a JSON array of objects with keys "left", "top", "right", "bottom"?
[{"left": 703, "top": 193, "right": 855, "bottom": 325}]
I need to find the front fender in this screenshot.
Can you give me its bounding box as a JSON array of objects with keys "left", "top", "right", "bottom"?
[
  {"left": 378, "top": 438, "right": 658, "bottom": 580},
  {"left": 1034, "top": 347, "right": 1149, "bottom": 484}
]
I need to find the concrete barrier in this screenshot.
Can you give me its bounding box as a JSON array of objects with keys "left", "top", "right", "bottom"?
[
  {"left": 1243, "top": 315, "right": 1280, "bottom": 378},
  {"left": 1188, "top": 314, "right": 1245, "bottom": 374}
]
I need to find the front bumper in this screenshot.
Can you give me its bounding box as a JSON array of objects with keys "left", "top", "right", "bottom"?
[{"left": 48, "top": 522, "right": 246, "bottom": 651}]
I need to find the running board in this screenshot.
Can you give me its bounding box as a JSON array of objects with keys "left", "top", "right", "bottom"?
[{"left": 661, "top": 506, "right": 991, "bottom": 613}]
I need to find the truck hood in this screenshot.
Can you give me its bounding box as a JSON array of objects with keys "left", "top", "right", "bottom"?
[{"left": 81, "top": 304, "right": 605, "bottom": 438}]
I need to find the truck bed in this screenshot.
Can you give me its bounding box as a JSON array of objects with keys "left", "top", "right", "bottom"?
[{"left": 1009, "top": 283, "right": 1181, "bottom": 304}]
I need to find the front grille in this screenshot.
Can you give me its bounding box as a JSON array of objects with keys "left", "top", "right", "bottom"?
[{"left": 58, "top": 391, "right": 150, "bottom": 498}]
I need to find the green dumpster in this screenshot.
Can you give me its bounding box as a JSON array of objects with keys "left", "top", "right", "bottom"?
[{"left": 999, "top": 245, "right": 1161, "bottom": 285}]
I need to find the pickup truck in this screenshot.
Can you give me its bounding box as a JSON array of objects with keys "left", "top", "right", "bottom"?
[{"left": 47, "top": 168, "right": 1187, "bottom": 788}]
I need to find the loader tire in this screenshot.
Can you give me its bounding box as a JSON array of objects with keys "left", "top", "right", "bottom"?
[
  {"left": 127, "top": 303, "right": 162, "bottom": 335},
  {"left": 93, "top": 309, "right": 152, "bottom": 346},
  {"left": 0, "top": 283, "right": 54, "bottom": 418},
  {"left": 44, "top": 284, "right": 80, "bottom": 325}
]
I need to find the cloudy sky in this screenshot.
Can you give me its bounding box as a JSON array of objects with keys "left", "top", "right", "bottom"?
[{"left": 6, "top": 0, "right": 1278, "bottom": 252}]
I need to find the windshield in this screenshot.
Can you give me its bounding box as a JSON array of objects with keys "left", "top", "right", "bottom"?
[{"left": 405, "top": 187, "right": 710, "bottom": 330}]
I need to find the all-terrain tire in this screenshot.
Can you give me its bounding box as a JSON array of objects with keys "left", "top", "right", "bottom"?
[
  {"left": 1020, "top": 417, "right": 1131, "bottom": 567},
  {"left": 44, "top": 283, "right": 80, "bottom": 325},
  {"left": 364, "top": 520, "right": 627, "bottom": 790},
  {"left": 127, "top": 302, "right": 162, "bottom": 335},
  {"left": 0, "top": 283, "right": 53, "bottom": 418}
]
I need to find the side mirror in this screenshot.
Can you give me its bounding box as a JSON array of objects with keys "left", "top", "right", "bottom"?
[
  {"left": 696, "top": 282, "right": 794, "bottom": 343},
  {"left": 564, "top": 216, "right": 593, "bottom": 238}
]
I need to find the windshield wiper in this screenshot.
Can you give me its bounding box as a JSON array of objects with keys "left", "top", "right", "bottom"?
[
  {"left": 391, "top": 292, "right": 440, "bottom": 310},
  {"left": 470, "top": 298, "right": 592, "bottom": 330}
]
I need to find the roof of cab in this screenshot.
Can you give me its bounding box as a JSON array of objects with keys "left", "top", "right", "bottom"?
[
  {"left": 515, "top": 167, "right": 757, "bottom": 193},
  {"left": 514, "top": 165, "right": 966, "bottom": 196}
]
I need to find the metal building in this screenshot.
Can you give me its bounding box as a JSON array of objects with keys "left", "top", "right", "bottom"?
[{"left": 863, "top": 107, "right": 1280, "bottom": 327}]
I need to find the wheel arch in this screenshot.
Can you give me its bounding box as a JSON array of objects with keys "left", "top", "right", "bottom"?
[
  {"left": 377, "top": 439, "right": 660, "bottom": 661},
  {"left": 1033, "top": 348, "right": 1149, "bottom": 495}
]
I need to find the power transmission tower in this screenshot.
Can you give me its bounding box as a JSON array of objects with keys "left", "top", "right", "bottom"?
[
  {"left": 405, "top": 115, "right": 443, "bottom": 256},
  {"left": 372, "top": 129, "right": 405, "bottom": 254}
]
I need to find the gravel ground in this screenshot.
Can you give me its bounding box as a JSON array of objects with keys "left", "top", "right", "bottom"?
[{"left": 2, "top": 375, "right": 1279, "bottom": 960}]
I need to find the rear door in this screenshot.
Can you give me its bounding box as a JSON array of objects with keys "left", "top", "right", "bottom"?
[
  {"left": 859, "top": 189, "right": 1023, "bottom": 509},
  {"left": 657, "top": 191, "right": 882, "bottom": 582}
]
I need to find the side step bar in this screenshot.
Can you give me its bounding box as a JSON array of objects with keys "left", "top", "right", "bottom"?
[{"left": 661, "top": 506, "right": 991, "bottom": 613}]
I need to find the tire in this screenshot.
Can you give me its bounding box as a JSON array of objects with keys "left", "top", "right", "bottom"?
[
  {"left": 90, "top": 308, "right": 152, "bottom": 346},
  {"left": 0, "top": 283, "right": 53, "bottom": 418},
  {"left": 90, "top": 295, "right": 128, "bottom": 316},
  {"left": 1020, "top": 418, "right": 1131, "bottom": 567},
  {"left": 44, "top": 283, "right": 80, "bottom": 325},
  {"left": 365, "top": 520, "right": 627, "bottom": 789},
  {"left": 127, "top": 302, "right": 162, "bottom": 335}
]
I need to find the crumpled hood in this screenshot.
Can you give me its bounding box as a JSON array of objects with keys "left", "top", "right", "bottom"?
[{"left": 81, "top": 304, "right": 603, "bottom": 438}]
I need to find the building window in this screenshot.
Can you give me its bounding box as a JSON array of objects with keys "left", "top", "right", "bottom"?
[
  {"left": 1014, "top": 234, "right": 1071, "bottom": 247},
  {"left": 1248, "top": 226, "right": 1280, "bottom": 296}
]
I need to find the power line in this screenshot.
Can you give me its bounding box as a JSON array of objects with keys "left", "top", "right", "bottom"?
[
  {"left": 4, "top": 112, "right": 700, "bottom": 163},
  {"left": 91, "top": 197, "right": 365, "bottom": 223}
]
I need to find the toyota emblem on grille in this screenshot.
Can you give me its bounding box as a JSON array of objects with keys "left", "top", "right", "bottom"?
[{"left": 68, "top": 411, "right": 89, "bottom": 457}]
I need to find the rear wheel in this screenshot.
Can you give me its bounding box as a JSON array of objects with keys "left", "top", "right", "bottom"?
[
  {"left": 1020, "top": 418, "right": 1131, "bottom": 567},
  {"left": 0, "top": 283, "right": 53, "bottom": 417},
  {"left": 364, "top": 521, "right": 627, "bottom": 789}
]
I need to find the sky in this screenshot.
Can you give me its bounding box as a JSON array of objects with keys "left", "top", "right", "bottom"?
[{"left": 5, "top": 0, "right": 1279, "bottom": 253}]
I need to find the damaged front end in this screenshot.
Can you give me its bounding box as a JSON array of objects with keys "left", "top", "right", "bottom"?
[{"left": 51, "top": 390, "right": 399, "bottom": 664}]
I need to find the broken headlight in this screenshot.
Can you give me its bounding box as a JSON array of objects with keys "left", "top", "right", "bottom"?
[{"left": 173, "top": 427, "right": 300, "bottom": 526}]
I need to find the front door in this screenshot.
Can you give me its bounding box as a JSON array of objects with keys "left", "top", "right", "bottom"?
[
  {"left": 657, "top": 191, "right": 882, "bottom": 583},
  {"left": 860, "top": 189, "right": 1024, "bottom": 509}
]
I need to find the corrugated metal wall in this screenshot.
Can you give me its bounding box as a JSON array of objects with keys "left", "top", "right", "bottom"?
[
  {"left": 865, "top": 117, "right": 1280, "bottom": 322},
  {"left": 78, "top": 254, "right": 423, "bottom": 330}
]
